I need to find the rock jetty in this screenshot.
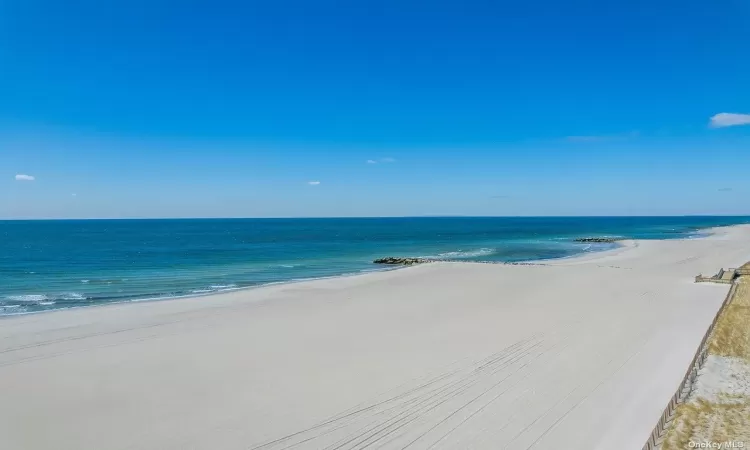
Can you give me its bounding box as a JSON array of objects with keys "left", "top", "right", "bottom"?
[
  {"left": 373, "top": 257, "right": 431, "bottom": 265},
  {"left": 372, "top": 257, "right": 548, "bottom": 266},
  {"left": 574, "top": 237, "right": 620, "bottom": 243}
]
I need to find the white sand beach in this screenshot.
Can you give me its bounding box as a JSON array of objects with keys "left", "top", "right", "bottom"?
[{"left": 2, "top": 226, "right": 750, "bottom": 450}]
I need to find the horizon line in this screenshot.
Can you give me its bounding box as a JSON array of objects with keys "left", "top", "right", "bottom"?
[{"left": 2, "top": 214, "right": 750, "bottom": 221}]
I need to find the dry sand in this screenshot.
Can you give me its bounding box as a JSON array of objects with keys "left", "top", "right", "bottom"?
[
  {"left": 661, "top": 274, "right": 750, "bottom": 449},
  {"left": 2, "top": 226, "right": 750, "bottom": 450}
]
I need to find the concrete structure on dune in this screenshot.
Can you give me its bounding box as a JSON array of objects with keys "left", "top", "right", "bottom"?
[{"left": 696, "top": 267, "right": 739, "bottom": 284}]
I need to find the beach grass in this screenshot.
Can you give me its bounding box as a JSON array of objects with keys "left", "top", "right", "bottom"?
[
  {"left": 661, "top": 276, "right": 750, "bottom": 450},
  {"left": 708, "top": 279, "right": 750, "bottom": 359},
  {"left": 662, "top": 398, "right": 750, "bottom": 450}
]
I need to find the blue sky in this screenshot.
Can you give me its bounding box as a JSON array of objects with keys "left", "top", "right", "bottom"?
[{"left": 1, "top": 0, "right": 749, "bottom": 218}]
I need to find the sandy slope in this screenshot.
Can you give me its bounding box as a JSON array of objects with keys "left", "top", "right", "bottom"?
[{"left": 2, "top": 226, "right": 750, "bottom": 450}]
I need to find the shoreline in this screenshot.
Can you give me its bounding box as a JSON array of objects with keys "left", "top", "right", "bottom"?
[
  {"left": 2, "top": 225, "right": 750, "bottom": 449},
  {"left": 0, "top": 225, "right": 729, "bottom": 318}
]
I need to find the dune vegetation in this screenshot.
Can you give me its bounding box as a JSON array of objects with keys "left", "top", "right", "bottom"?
[{"left": 661, "top": 276, "right": 750, "bottom": 449}]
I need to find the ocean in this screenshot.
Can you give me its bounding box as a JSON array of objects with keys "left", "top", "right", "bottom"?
[{"left": 2, "top": 216, "right": 749, "bottom": 315}]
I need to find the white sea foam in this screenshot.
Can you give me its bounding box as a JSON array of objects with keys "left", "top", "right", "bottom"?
[
  {"left": 189, "top": 284, "right": 240, "bottom": 295},
  {"left": 3, "top": 293, "right": 86, "bottom": 305},
  {"left": 209, "top": 284, "right": 238, "bottom": 290},
  {"left": 424, "top": 248, "right": 497, "bottom": 259},
  {"left": 81, "top": 280, "right": 90, "bottom": 283},
  {"left": 4, "top": 294, "right": 50, "bottom": 303}
]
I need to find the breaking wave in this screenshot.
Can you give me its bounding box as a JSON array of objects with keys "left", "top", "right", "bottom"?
[{"left": 424, "top": 248, "right": 497, "bottom": 259}]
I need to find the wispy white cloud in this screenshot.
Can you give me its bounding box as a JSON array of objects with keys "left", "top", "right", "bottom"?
[
  {"left": 709, "top": 113, "right": 750, "bottom": 128},
  {"left": 308, "top": 181, "right": 321, "bottom": 185},
  {"left": 15, "top": 174, "right": 35, "bottom": 181},
  {"left": 366, "top": 157, "right": 396, "bottom": 164}
]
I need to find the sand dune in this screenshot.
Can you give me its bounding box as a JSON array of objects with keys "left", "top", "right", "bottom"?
[{"left": 2, "top": 226, "right": 750, "bottom": 450}]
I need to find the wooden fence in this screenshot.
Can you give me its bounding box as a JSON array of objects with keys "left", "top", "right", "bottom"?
[{"left": 641, "top": 281, "right": 739, "bottom": 450}]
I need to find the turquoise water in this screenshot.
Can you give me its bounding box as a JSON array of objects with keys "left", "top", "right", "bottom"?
[{"left": 1, "top": 216, "right": 749, "bottom": 315}]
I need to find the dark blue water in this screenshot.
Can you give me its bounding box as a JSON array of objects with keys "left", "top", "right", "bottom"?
[{"left": 2, "top": 216, "right": 749, "bottom": 315}]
